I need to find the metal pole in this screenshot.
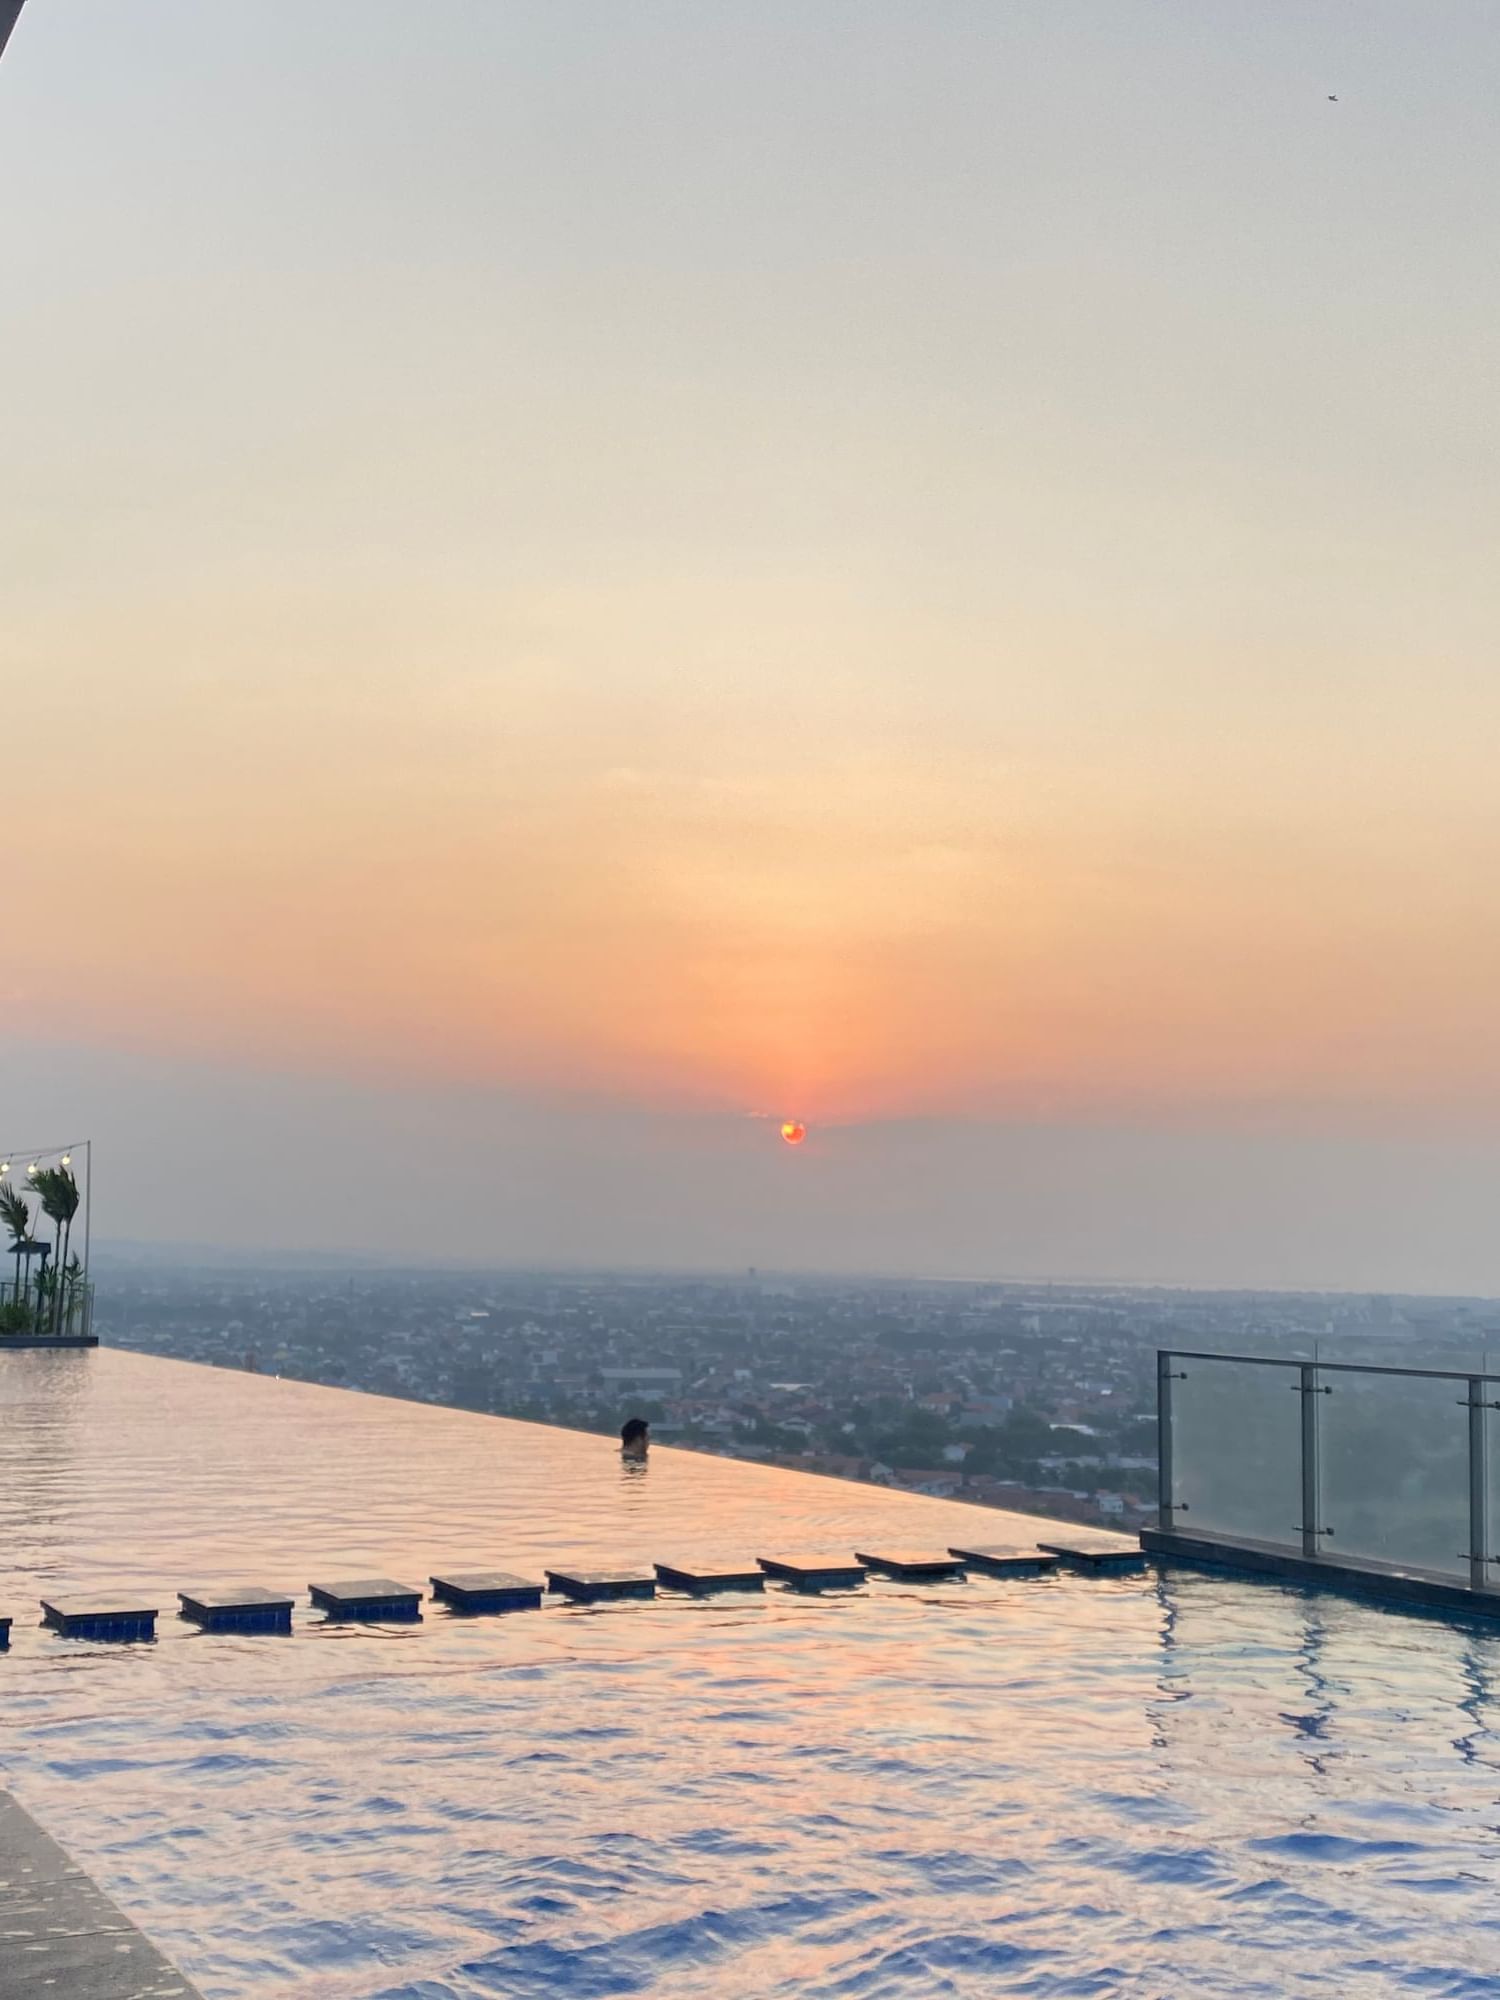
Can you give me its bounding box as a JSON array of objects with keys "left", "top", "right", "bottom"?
[
  {"left": 1469, "top": 1377, "right": 1489, "bottom": 1593},
  {"left": 1157, "top": 1349, "right": 1175, "bottom": 1529},
  {"left": 1300, "top": 1362, "right": 1323, "bottom": 1559},
  {"left": 82, "top": 1140, "right": 92, "bottom": 1281},
  {"left": 0, "top": 3, "right": 25, "bottom": 65}
]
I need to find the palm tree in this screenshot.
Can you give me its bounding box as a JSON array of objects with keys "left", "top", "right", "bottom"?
[
  {"left": 59, "top": 1253, "right": 86, "bottom": 1338},
  {"left": 32, "top": 1167, "right": 79, "bottom": 1336},
  {"left": 0, "top": 1183, "right": 30, "bottom": 1306}
]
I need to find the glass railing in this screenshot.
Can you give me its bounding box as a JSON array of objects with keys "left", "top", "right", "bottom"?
[{"left": 1159, "top": 1350, "right": 1497, "bottom": 1590}]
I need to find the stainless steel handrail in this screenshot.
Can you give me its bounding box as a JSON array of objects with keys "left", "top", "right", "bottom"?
[
  {"left": 1164, "top": 1348, "right": 1500, "bottom": 1384},
  {"left": 1158, "top": 1345, "right": 1498, "bottom": 1590}
]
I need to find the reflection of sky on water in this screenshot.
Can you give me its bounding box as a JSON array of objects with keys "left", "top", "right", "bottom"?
[{"left": 5, "top": 1349, "right": 1500, "bottom": 1998}]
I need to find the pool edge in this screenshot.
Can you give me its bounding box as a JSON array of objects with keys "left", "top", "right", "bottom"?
[{"left": 0, "top": 1788, "right": 204, "bottom": 1999}]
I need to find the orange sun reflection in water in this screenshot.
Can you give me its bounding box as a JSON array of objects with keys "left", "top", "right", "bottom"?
[{"left": 779, "top": 1121, "right": 807, "bottom": 1146}]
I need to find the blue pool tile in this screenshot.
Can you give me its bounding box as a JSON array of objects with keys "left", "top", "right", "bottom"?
[
  {"left": 948, "top": 1544, "right": 1060, "bottom": 1576},
  {"left": 757, "top": 1554, "right": 867, "bottom": 1590},
  {"left": 309, "top": 1578, "right": 423, "bottom": 1621},
  {"left": 654, "top": 1561, "right": 766, "bottom": 1594},
  {"left": 545, "top": 1567, "right": 656, "bottom": 1602},
  {"left": 179, "top": 1587, "right": 295, "bottom": 1633},
  {"left": 854, "top": 1549, "right": 968, "bottom": 1579},
  {"left": 430, "top": 1571, "right": 544, "bottom": 1614},
  {"left": 41, "top": 1595, "right": 159, "bottom": 1642},
  {"left": 1036, "top": 1534, "right": 1147, "bottom": 1571}
]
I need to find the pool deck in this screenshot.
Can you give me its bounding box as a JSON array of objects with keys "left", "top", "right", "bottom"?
[{"left": 0, "top": 1789, "right": 201, "bottom": 1998}]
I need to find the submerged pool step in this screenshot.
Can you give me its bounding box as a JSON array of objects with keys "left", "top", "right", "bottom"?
[
  {"left": 41, "top": 1595, "right": 158, "bottom": 1642},
  {"left": 179, "top": 1587, "right": 295, "bottom": 1634},
  {"left": 430, "top": 1571, "right": 544, "bottom": 1615},
  {"left": 758, "top": 1554, "right": 868, "bottom": 1589},
  {"left": 1035, "top": 1534, "right": 1146, "bottom": 1571},
  {"left": 1, "top": 1532, "right": 1146, "bottom": 1654},
  {"left": 546, "top": 1566, "right": 656, "bottom": 1602},
  {"left": 654, "top": 1561, "right": 765, "bottom": 1595},
  {"left": 855, "top": 1549, "right": 968, "bottom": 1580},
  {"left": 309, "top": 1578, "right": 424, "bottom": 1621},
  {"left": 948, "top": 1544, "right": 1060, "bottom": 1576}
]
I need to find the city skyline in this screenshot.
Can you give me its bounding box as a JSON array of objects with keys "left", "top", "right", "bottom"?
[{"left": 5, "top": 5, "right": 1500, "bottom": 1286}]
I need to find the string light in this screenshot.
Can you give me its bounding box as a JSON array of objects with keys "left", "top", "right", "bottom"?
[{"left": 0, "top": 1145, "right": 88, "bottom": 1184}]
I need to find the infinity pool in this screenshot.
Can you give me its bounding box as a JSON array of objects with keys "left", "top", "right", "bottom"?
[{"left": 4, "top": 1348, "right": 1500, "bottom": 1999}]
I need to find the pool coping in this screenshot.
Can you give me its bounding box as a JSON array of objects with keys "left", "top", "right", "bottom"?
[
  {"left": 1143, "top": 1526, "right": 1500, "bottom": 1622},
  {"left": 0, "top": 1788, "right": 202, "bottom": 1998}
]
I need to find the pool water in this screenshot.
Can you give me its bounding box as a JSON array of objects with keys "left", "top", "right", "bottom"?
[{"left": 4, "top": 1348, "right": 1500, "bottom": 1999}]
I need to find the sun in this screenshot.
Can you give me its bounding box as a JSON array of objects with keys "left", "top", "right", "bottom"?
[{"left": 779, "top": 1121, "right": 807, "bottom": 1146}]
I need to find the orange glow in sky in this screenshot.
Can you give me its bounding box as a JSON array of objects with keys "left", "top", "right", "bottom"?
[{"left": 7, "top": 8, "right": 1500, "bottom": 1154}]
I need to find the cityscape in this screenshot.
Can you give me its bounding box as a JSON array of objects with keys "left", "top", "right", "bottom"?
[{"left": 97, "top": 1260, "right": 1490, "bottom": 1532}]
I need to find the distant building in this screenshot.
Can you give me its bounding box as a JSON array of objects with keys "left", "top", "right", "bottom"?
[
  {"left": 599, "top": 1366, "right": 682, "bottom": 1394},
  {"left": 891, "top": 1469, "right": 961, "bottom": 1499}
]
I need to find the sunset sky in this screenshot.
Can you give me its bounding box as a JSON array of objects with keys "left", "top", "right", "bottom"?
[{"left": 5, "top": 3, "right": 1500, "bottom": 1287}]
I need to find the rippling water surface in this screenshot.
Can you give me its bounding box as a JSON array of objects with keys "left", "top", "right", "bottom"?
[{"left": 4, "top": 1349, "right": 1500, "bottom": 1999}]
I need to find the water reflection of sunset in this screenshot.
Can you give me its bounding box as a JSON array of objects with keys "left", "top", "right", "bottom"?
[{"left": 7, "top": 1350, "right": 1497, "bottom": 1998}]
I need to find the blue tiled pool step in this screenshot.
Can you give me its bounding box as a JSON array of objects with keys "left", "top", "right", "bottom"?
[
  {"left": 5, "top": 1538, "right": 1140, "bottom": 1649},
  {"left": 758, "top": 1554, "right": 869, "bottom": 1589},
  {"left": 41, "top": 1595, "right": 158, "bottom": 1642},
  {"left": 309, "top": 1578, "right": 424, "bottom": 1621},
  {"left": 179, "top": 1587, "right": 295, "bottom": 1633},
  {"left": 654, "top": 1561, "right": 765, "bottom": 1594},
  {"left": 430, "top": 1571, "right": 544, "bottom": 1614},
  {"left": 1036, "top": 1534, "right": 1148, "bottom": 1571},
  {"left": 546, "top": 1567, "right": 657, "bottom": 1602},
  {"left": 949, "top": 1543, "right": 1061, "bottom": 1576},
  {"left": 855, "top": 1549, "right": 968, "bottom": 1580}
]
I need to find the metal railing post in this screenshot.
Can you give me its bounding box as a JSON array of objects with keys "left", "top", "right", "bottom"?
[
  {"left": 1300, "top": 1362, "right": 1323, "bottom": 1559},
  {"left": 1157, "top": 1350, "right": 1175, "bottom": 1528},
  {"left": 1468, "top": 1377, "right": 1489, "bottom": 1593}
]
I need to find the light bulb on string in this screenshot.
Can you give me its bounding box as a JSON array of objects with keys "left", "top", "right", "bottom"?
[{"left": 60, "top": 1154, "right": 71, "bottom": 1166}]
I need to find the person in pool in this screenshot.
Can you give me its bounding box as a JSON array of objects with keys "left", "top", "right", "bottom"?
[{"left": 620, "top": 1416, "right": 650, "bottom": 1459}]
